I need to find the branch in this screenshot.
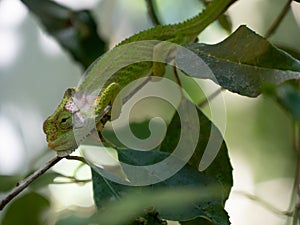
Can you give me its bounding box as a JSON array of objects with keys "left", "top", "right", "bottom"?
[
  {"left": 265, "top": 0, "right": 292, "bottom": 39},
  {"left": 0, "top": 155, "right": 63, "bottom": 210},
  {"left": 198, "top": 88, "right": 224, "bottom": 108},
  {"left": 122, "top": 75, "right": 152, "bottom": 105}
]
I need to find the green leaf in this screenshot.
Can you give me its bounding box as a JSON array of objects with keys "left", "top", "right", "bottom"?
[
  {"left": 160, "top": 107, "right": 233, "bottom": 201},
  {"left": 91, "top": 149, "right": 229, "bottom": 224},
  {"left": 0, "top": 175, "right": 20, "bottom": 192},
  {"left": 21, "top": 0, "right": 107, "bottom": 68},
  {"left": 2, "top": 192, "right": 50, "bottom": 225},
  {"left": 179, "top": 25, "right": 300, "bottom": 97}
]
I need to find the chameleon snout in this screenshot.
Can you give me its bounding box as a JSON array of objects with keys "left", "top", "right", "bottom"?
[{"left": 43, "top": 117, "right": 57, "bottom": 142}]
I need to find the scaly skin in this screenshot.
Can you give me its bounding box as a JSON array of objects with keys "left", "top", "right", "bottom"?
[{"left": 43, "top": 0, "right": 237, "bottom": 155}]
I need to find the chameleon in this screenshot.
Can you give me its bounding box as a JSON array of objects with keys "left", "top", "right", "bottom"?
[{"left": 43, "top": 0, "right": 236, "bottom": 156}]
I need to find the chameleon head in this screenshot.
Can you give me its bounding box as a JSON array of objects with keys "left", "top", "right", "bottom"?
[{"left": 43, "top": 88, "right": 78, "bottom": 154}]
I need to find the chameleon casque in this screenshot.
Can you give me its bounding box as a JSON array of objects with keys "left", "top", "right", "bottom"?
[{"left": 43, "top": 0, "right": 236, "bottom": 156}]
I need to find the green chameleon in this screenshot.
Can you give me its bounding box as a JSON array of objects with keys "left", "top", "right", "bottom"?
[{"left": 43, "top": 0, "right": 236, "bottom": 156}]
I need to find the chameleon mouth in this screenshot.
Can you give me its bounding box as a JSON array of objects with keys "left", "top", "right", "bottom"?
[
  {"left": 48, "top": 136, "right": 78, "bottom": 152},
  {"left": 48, "top": 140, "right": 75, "bottom": 157},
  {"left": 48, "top": 141, "right": 64, "bottom": 150}
]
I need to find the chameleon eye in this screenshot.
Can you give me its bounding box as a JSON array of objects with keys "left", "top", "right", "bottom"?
[{"left": 58, "top": 112, "right": 72, "bottom": 130}]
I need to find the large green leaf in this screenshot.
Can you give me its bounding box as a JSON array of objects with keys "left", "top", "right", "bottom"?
[
  {"left": 2, "top": 192, "right": 50, "bottom": 225},
  {"left": 91, "top": 149, "right": 229, "bottom": 225},
  {"left": 160, "top": 107, "right": 233, "bottom": 202},
  {"left": 21, "top": 0, "right": 106, "bottom": 68},
  {"left": 179, "top": 25, "right": 300, "bottom": 97}
]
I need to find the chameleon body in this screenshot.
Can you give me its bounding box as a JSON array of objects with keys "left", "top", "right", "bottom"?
[{"left": 43, "top": 0, "right": 236, "bottom": 155}]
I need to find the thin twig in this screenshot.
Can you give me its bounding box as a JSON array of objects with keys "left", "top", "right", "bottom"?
[
  {"left": 174, "top": 66, "right": 224, "bottom": 108},
  {"left": 265, "top": 0, "right": 292, "bottom": 39},
  {"left": 72, "top": 161, "right": 88, "bottom": 177},
  {"left": 235, "top": 190, "right": 293, "bottom": 217},
  {"left": 290, "top": 82, "right": 300, "bottom": 225},
  {"left": 0, "top": 155, "right": 63, "bottom": 210},
  {"left": 198, "top": 88, "right": 224, "bottom": 108},
  {"left": 292, "top": 122, "right": 300, "bottom": 225},
  {"left": 122, "top": 75, "right": 152, "bottom": 105},
  {"left": 286, "top": 188, "right": 297, "bottom": 225},
  {"left": 53, "top": 178, "right": 91, "bottom": 185},
  {"left": 145, "top": 0, "right": 161, "bottom": 26},
  {"left": 294, "top": 206, "right": 299, "bottom": 225},
  {"left": 65, "top": 155, "right": 88, "bottom": 164},
  {"left": 293, "top": 125, "right": 300, "bottom": 196},
  {"left": 172, "top": 65, "right": 183, "bottom": 87}
]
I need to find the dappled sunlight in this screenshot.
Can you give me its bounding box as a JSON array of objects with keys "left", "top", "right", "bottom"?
[
  {"left": 37, "top": 29, "right": 63, "bottom": 56},
  {"left": 0, "top": 116, "right": 24, "bottom": 174},
  {"left": 0, "top": 0, "right": 27, "bottom": 28},
  {"left": 227, "top": 178, "right": 293, "bottom": 225},
  {"left": 0, "top": 103, "right": 46, "bottom": 173},
  {"left": 292, "top": 2, "right": 300, "bottom": 28},
  {"left": 0, "top": 0, "right": 27, "bottom": 68},
  {"left": 49, "top": 158, "right": 94, "bottom": 210},
  {"left": 0, "top": 31, "right": 22, "bottom": 68}
]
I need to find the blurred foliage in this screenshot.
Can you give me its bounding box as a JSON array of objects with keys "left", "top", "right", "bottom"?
[
  {"left": 0, "top": 176, "right": 21, "bottom": 193},
  {"left": 21, "top": 0, "right": 107, "bottom": 69},
  {"left": 264, "top": 80, "right": 300, "bottom": 122},
  {"left": 56, "top": 185, "right": 222, "bottom": 225},
  {"left": 2, "top": 192, "right": 50, "bottom": 225}
]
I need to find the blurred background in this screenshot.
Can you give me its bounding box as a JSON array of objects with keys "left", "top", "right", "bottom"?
[{"left": 0, "top": 0, "right": 300, "bottom": 224}]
